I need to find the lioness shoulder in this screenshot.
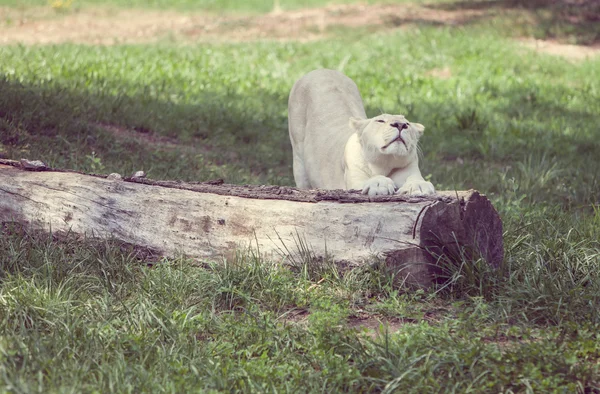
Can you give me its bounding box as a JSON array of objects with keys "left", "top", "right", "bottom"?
[{"left": 288, "top": 69, "right": 434, "bottom": 196}]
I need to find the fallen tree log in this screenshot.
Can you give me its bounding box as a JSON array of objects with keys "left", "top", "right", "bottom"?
[{"left": 0, "top": 159, "right": 503, "bottom": 287}]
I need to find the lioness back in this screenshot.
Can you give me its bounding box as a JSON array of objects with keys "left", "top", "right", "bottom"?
[{"left": 288, "top": 69, "right": 367, "bottom": 189}]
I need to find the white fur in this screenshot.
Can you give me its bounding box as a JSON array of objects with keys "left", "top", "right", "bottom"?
[{"left": 288, "top": 69, "right": 435, "bottom": 196}]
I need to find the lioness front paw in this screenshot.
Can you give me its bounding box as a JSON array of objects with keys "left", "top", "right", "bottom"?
[
  {"left": 397, "top": 180, "right": 435, "bottom": 196},
  {"left": 361, "top": 175, "right": 397, "bottom": 196}
]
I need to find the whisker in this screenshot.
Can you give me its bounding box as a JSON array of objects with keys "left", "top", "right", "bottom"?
[{"left": 416, "top": 143, "right": 424, "bottom": 160}]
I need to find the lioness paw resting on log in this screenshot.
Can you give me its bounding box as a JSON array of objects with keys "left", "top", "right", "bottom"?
[{"left": 288, "top": 69, "right": 435, "bottom": 196}]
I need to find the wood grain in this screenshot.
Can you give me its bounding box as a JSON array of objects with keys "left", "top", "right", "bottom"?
[{"left": 0, "top": 159, "right": 503, "bottom": 287}]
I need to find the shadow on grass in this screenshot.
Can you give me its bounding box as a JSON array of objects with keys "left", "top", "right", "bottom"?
[
  {"left": 0, "top": 75, "right": 599, "bottom": 208},
  {"left": 0, "top": 77, "right": 294, "bottom": 184},
  {"left": 425, "top": 0, "right": 600, "bottom": 44}
]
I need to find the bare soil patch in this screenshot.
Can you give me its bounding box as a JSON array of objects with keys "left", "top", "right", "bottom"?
[
  {"left": 2, "top": 3, "right": 597, "bottom": 60},
  {"left": 92, "top": 121, "right": 244, "bottom": 160},
  {"left": 518, "top": 38, "right": 600, "bottom": 61},
  {"left": 186, "top": 3, "right": 486, "bottom": 42},
  {"left": 0, "top": 8, "right": 202, "bottom": 45},
  {"left": 0, "top": 3, "right": 486, "bottom": 45},
  {"left": 282, "top": 310, "right": 410, "bottom": 338},
  {"left": 347, "top": 314, "right": 408, "bottom": 339},
  {"left": 425, "top": 67, "right": 453, "bottom": 79},
  {"left": 93, "top": 122, "right": 189, "bottom": 151}
]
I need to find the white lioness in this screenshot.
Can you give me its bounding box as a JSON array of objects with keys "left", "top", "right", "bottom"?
[{"left": 288, "top": 69, "right": 435, "bottom": 196}]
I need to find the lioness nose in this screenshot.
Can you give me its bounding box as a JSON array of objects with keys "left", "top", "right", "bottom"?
[{"left": 391, "top": 122, "right": 408, "bottom": 130}]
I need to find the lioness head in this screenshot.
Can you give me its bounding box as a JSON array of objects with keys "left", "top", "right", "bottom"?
[{"left": 349, "top": 114, "right": 424, "bottom": 163}]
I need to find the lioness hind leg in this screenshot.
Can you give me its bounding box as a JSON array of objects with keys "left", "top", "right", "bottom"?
[{"left": 292, "top": 155, "right": 311, "bottom": 189}]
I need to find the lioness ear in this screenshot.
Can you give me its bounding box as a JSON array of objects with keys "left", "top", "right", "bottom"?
[
  {"left": 349, "top": 117, "right": 370, "bottom": 135},
  {"left": 413, "top": 123, "right": 425, "bottom": 134}
]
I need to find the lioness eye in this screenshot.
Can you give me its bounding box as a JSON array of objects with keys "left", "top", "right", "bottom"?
[{"left": 376, "top": 120, "right": 385, "bottom": 123}]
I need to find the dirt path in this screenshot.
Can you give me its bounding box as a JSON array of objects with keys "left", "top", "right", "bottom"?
[
  {"left": 519, "top": 38, "right": 600, "bottom": 61},
  {"left": 0, "top": 3, "right": 485, "bottom": 45},
  {"left": 1, "top": 3, "right": 598, "bottom": 61}
]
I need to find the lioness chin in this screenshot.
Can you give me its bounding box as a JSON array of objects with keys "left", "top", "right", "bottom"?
[{"left": 288, "top": 68, "right": 435, "bottom": 196}]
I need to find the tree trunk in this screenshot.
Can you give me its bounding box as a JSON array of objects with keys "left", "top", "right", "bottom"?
[{"left": 0, "top": 159, "right": 503, "bottom": 287}]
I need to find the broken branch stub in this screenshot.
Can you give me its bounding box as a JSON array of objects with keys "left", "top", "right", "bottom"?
[{"left": 0, "top": 159, "right": 503, "bottom": 287}]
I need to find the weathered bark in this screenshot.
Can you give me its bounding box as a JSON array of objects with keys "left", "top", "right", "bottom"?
[{"left": 0, "top": 159, "right": 503, "bottom": 287}]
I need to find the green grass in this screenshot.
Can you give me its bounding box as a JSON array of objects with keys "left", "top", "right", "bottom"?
[
  {"left": 1, "top": 0, "right": 600, "bottom": 392},
  {"left": 1, "top": 32, "right": 598, "bottom": 197},
  {"left": 1, "top": 226, "right": 599, "bottom": 392},
  {"left": 0, "top": 0, "right": 429, "bottom": 13}
]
